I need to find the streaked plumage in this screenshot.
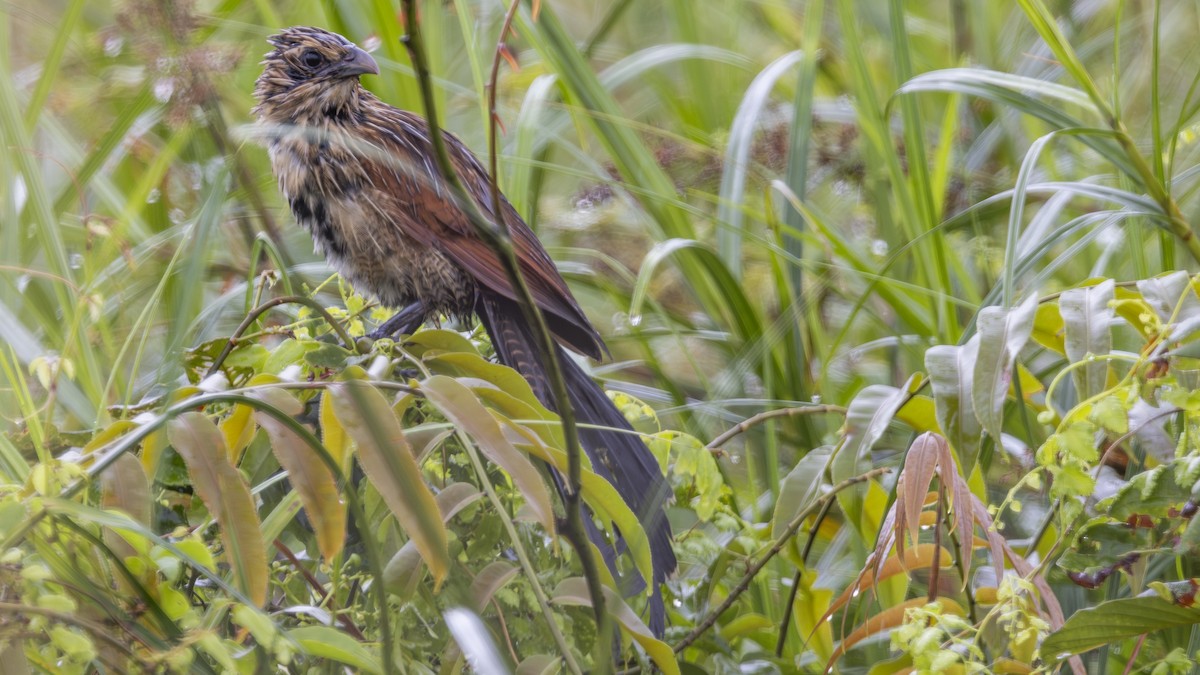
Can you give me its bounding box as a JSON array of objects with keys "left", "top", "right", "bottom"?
[{"left": 253, "top": 26, "right": 675, "bottom": 635}]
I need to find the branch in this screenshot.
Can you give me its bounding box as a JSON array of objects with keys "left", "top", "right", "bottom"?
[
  {"left": 273, "top": 538, "right": 366, "bottom": 641},
  {"left": 205, "top": 295, "right": 360, "bottom": 379},
  {"left": 707, "top": 405, "right": 846, "bottom": 451}
]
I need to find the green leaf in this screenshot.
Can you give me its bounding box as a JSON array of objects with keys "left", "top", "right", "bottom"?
[
  {"left": 403, "top": 329, "right": 481, "bottom": 357},
  {"left": 772, "top": 447, "right": 830, "bottom": 551},
  {"left": 1059, "top": 421, "right": 1099, "bottom": 463},
  {"left": 972, "top": 295, "right": 1037, "bottom": 442},
  {"left": 925, "top": 339, "right": 983, "bottom": 472},
  {"left": 1058, "top": 519, "right": 1155, "bottom": 573},
  {"left": 469, "top": 561, "right": 520, "bottom": 613},
  {"left": 289, "top": 626, "right": 382, "bottom": 674},
  {"left": 421, "top": 375, "right": 555, "bottom": 535},
  {"left": 659, "top": 431, "right": 722, "bottom": 520},
  {"left": 716, "top": 50, "right": 805, "bottom": 276},
  {"left": 425, "top": 350, "right": 551, "bottom": 419},
  {"left": 1013, "top": 0, "right": 1110, "bottom": 115},
  {"left": 515, "top": 655, "right": 560, "bottom": 675},
  {"left": 844, "top": 382, "right": 911, "bottom": 459},
  {"left": 1106, "top": 465, "right": 1192, "bottom": 521},
  {"left": 382, "top": 544, "right": 425, "bottom": 600},
  {"left": 232, "top": 604, "right": 292, "bottom": 665},
  {"left": 1089, "top": 395, "right": 1128, "bottom": 435},
  {"left": 251, "top": 388, "right": 346, "bottom": 563},
  {"left": 225, "top": 343, "right": 270, "bottom": 372},
  {"left": 721, "top": 612, "right": 775, "bottom": 641},
  {"left": 305, "top": 343, "right": 355, "bottom": 369},
  {"left": 384, "top": 482, "right": 484, "bottom": 599},
  {"left": 320, "top": 388, "right": 353, "bottom": 476},
  {"left": 509, "top": 420, "right": 653, "bottom": 588},
  {"left": 167, "top": 412, "right": 268, "bottom": 607},
  {"left": 330, "top": 377, "right": 449, "bottom": 586},
  {"left": 1040, "top": 596, "right": 1200, "bottom": 665},
  {"left": 264, "top": 338, "right": 320, "bottom": 375},
  {"left": 1138, "top": 271, "right": 1200, "bottom": 323},
  {"left": 99, "top": 452, "right": 150, "bottom": 561},
  {"left": 1050, "top": 463, "right": 1096, "bottom": 501}
]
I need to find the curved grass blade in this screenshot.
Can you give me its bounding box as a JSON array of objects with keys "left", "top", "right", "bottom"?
[{"left": 716, "top": 50, "right": 805, "bottom": 277}]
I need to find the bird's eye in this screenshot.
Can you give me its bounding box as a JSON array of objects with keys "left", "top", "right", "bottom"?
[{"left": 301, "top": 50, "right": 323, "bottom": 68}]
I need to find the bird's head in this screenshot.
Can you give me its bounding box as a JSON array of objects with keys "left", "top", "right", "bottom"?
[{"left": 253, "top": 26, "right": 378, "bottom": 124}]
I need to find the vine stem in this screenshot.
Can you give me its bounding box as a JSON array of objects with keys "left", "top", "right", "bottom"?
[
  {"left": 774, "top": 495, "right": 837, "bottom": 657},
  {"left": 453, "top": 417, "right": 583, "bottom": 674},
  {"left": 398, "top": 0, "right": 611, "bottom": 665}
]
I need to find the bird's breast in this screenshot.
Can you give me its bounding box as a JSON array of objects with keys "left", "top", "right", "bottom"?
[{"left": 270, "top": 136, "right": 475, "bottom": 316}]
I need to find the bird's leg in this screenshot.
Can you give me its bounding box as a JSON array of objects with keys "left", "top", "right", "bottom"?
[{"left": 368, "top": 300, "right": 428, "bottom": 340}]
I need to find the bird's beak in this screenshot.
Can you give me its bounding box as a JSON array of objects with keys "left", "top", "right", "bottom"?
[{"left": 338, "top": 46, "right": 379, "bottom": 77}]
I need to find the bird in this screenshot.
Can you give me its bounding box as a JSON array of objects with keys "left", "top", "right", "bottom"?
[{"left": 253, "top": 26, "right": 675, "bottom": 635}]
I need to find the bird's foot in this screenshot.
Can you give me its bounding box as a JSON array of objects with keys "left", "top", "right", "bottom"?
[{"left": 367, "top": 301, "right": 427, "bottom": 340}]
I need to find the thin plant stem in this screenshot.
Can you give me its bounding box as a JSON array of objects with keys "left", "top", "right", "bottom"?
[
  {"left": 674, "top": 467, "right": 890, "bottom": 654},
  {"left": 397, "top": 0, "right": 611, "bottom": 663}
]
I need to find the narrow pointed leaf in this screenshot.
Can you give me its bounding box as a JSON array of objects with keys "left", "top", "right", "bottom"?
[
  {"left": 771, "top": 447, "right": 830, "bottom": 549},
  {"left": 167, "top": 412, "right": 267, "bottom": 606},
  {"left": 252, "top": 388, "right": 346, "bottom": 563},
  {"left": 421, "top": 375, "right": 555, "bottom": 535},
  {"left": 504, "top": 422, "right": 653, "bottom": 587},
  {"left": 288, "top": 626, "right": 382, "bottom": 674},
  {"left": 926, "top": 339, "right": 983, "bottom": 471},
  {"left": 516, "top": 655, "right": 560, "bottom": 675},
  {"left": 552, "top": 577, "right": 680, "bottom": 675},
  {"left": 331, "top": 378, "right": 449, "bottom": 586},
  {"left": 100, "top": 452, "right": 150, "bottom": 565},
  {"left": 384, "top": 482, "right": 483, "bottom": 598},
  {"left": 469, "top": 561, "right": 520, "bottom": 613},
  {"left": 320, "top": 390, "right": 353, "bottom": 475}
]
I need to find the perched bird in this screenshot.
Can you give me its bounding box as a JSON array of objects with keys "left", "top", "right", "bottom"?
[{"left": 253, "top": 26, "right": 675, "bottom": 634}]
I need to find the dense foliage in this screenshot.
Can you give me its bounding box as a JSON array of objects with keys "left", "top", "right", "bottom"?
[{"left": 3, "top": 0, "right": 1200, "bottom": 673}]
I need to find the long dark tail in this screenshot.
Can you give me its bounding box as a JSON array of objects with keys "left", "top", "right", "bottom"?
[{"left": 477, "top": 293, "right": 675, "bottom": 636}]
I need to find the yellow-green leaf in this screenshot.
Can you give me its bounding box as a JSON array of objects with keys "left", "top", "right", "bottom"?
[
  {"left": 507, "top": 419, "right": 653, "bottom": 587},
  {"left": 167, "top": 412, "right": 268, "bottom": 607},
  {"left": 421, "top": 375, "right": 555, "bottom": 535},
  {"left": 330, "top": 378, "right": 449, "bottom": 586},
  {"left": 220, "top": 404, "right": 257, "bottom": 464},
  {"left": 320, "top": 389, "right": 353, "bottom": 476},
  {"left": 100, "top": 452, "right": 150, "bottom": 568},
  {"left": 251, "top": 388, "right": 346, "bottom": 563}
]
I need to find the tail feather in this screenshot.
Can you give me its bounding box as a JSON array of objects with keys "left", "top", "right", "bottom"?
[{"left": 478, "top": 293, "right": 675, "bottom": 636}]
